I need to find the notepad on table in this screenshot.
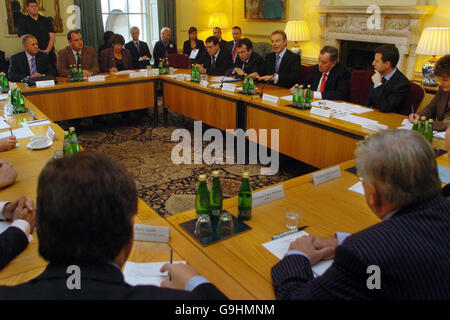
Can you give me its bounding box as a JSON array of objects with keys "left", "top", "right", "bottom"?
[
  {"left": 0, "top": 127, "right": 34, "bottom": 139},
  {"left": 123, "top": 261, "right": 186, "bottom": 286},
  {"left": 262, "top": 231, "right": 333, "bottom": 277}
]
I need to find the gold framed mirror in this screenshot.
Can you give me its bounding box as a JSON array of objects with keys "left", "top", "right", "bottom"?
[{"left": 5, "top": 0, "right": 63, "bottom": 34}]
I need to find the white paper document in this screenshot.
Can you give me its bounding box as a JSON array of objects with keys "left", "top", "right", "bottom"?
[
  {"left": 434, "top": 131, "right": 446, "bottom": 139},
  {"left": 280, "top": 95, "right": 293, "bottom": 101},
  {"left": 21, "top": 119, "right": 51, "bottom": 127},
  {"left": 112, "top": 70, "right": 136, "bottom": 75},
  {"left": 0, "top": 119, "right": 10, "bottom": 130},
  {"left": 189, "top": 49, "right": 199, "bottom": 60},
  {"left": 311, "top": 100, "right": 373, "bottom": 114},
  {"left": 209, "top": 76, "right": 239, "bottom": 83},
  {"left": 262, "top": 231, "right": 333, "bottom": 277},
  {"left": 348, "top": 181, "right": 365, "bottom": 195},
  {"left": 123, "top": 261, "right": 186, "bottom": 286},
  {"left": 0, "top": 127, "right": 34, "bottom": 140},
  {"left": 0, "top": 94, "right": 8, "bottom": 101}
]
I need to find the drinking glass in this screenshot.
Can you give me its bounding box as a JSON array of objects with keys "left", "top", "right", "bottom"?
[
  {"left": 194, "top": 214, "right": 212, "bottom": 238},
  {"left": 284, "top": 206, "right": 301, "bottom": 230},
  {"left": 217, "top": 212, "right": 234, "bottom": 236}
]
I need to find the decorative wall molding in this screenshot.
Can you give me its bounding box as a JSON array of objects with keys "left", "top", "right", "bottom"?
[{"left": 315, "top": 5, "right": 436, "bottom": 80}]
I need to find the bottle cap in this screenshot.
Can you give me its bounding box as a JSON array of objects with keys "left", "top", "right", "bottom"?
[
  {"left": 242, "top": 172, "right": 250, "bottom": 179},
  {"left": 212, "top": 171, "right": 220, "bottom": 177},
  {"left": 428, "top": 119, "right": 433, "bottom": 123},
  {"left": 199, "top": 174, "right": 207, "bottom": 182},
  {"left": 69, "top": 127, "right": 75, "bottom": 132},
  {"left": 64, "top": 131, "right": 69, "bottom": 135},
  {"left": 307, "top": 84, "right": 311, "bottom": 88},
  {"left": 414, "top": 120, "right": 418, "bottom": 124},
  {"left": 421, "top": 116, "right": 426, "bottom": 120}
]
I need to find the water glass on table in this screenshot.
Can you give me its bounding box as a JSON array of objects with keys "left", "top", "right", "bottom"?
[
  {"left": 217, "top": 212, "right": 234, "bottom": 236},
  {"left": 284, "top": 206, "right": 301, "bottom": 230},
  {"left": 194, "top": 214, "right": 212, "bottom": 238}
]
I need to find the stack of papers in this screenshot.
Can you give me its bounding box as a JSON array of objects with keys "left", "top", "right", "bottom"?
[
  {"left": 311, "top": 100, "right": 373, "bottom": 114},
  {"left": 112, "top": 70, "right": 137, "bottom": 75},
  {"left": 262, "top": 231, "right": 333, "bottom": 277},
  {"left": 0, "top": 127, "right": 34, "bottom": 139},
  {"left": 209, "top": 76, "right": 240, "bottom": 83},
  {"left": 123, "top": 261, "right": 186, "bottom": 286}
]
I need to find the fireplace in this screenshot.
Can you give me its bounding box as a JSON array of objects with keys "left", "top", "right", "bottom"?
[{"left": 340, "top": 40, "right": 385, "bottom": 72}]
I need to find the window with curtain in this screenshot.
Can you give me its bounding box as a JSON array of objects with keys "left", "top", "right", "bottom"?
[{"left": 101, "top": 0, "right": 159, "bottom": 49}]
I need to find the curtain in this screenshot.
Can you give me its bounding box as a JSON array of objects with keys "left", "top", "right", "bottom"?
[
  {"left": 73, "top": 0, "right": 105, "bottom": 54},
  {"left": 157, "top": 0, "right": 176, "bottom": 45}
]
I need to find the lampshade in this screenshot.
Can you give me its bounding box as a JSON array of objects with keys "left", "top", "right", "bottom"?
[
  {"left": 208, "top": 13, "right": 229, "bottom": 29},
  {"left": 284, "top": 21, "right": 310, "bottom": 42},
  {"left": 416, "top": 27, "right": 450, "bottom": 56}
]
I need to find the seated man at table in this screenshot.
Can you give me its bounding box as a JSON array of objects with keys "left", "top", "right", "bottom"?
[
  {"left": 198, "top": 36, "right": 233, "bottom": 76},
  {"left": 231, "top": 38, "right": 264, "bottom": 80},
  {"left": 153, "top": 27, "right": 177, "bottom": 67},
  {"left": 57, "top": 30, "right": 100, "bottom": 78},
  {"left": 125, "top": 26, "right": 152, "bottom": 69},
  {"left": 291, "top": 46, "right": 350, "bottom": 101},
  {"left": 365, "top": 45, "right": 410, "bottom": 113},
  {"left": 408, "top": 55, "right": 450, "bottom": 131},
  {"left": 0, "top": 151, "right": 227, "bottom": 299},
  {"left": 8, "top": 34, "right": 55, "bottom": 82},
  {"left": 254, "top": 30, "right": 301, "bottom": 89},
  {"left": 0, "top": 196, "right": 35, "bottom": 270},
  {"left": 271, "top": 129, "right": 450, "bottom": 299}
]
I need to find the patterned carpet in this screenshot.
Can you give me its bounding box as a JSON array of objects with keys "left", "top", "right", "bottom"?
[{"left": 57, "top": 101, "right": 317, "bottom": 217}]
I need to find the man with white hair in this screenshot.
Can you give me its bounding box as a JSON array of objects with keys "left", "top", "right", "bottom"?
[
  {"left": 153, "top": 27, "right": 177, "bottom": 67},
  {"left": 271, "top": 129, "right": 450, "bottom": 299}
]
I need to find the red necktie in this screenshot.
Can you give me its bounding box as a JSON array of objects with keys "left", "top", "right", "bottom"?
[
  {"left": 320, "top": 73, "right": 327, "bottom": 92},
  {"left": 232, "top": 42, "right": 237, "bottom": 61}
]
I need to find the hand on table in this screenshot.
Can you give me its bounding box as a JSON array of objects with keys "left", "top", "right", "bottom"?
[
  {"left": 408, "top": 113, "right": 420, "bottom": 123},
  {"left": 160, "top": 263, "right": 199, "bottom": 290},
  {"left": 288, "top": 235, "right": 335, "bottom": 265},
  {"left": 0, "top": 161, "right": 17, "bottom": 189},
  {"left": 0, "top": 136, "right": 17, "bottom": 152}
]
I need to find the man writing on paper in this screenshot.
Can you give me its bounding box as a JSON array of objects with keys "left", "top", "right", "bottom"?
[
  {"left": 0, "top": 152, "right": 227, "bottom": 299},
  {"left": 197, "top": 36, "right": 233, "bottom": 76},
  {"left": 290, "top": 46, "right": 350, "bottom": 101},
  {"left": 8, "top": 34, "right": 55, "bottom": 82},
  {"left": 57, "top": 30, "right": 100, "bottom": 78},
  {"left": 254, "top": 30, "right": 301, "bottom": 89},
  {"left": 271, "top": 130, "right": 450, "bottom": 299}
]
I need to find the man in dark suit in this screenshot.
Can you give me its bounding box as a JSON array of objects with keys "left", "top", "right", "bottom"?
[
  {"left": 226, "top": 26, "right": 242, "bottom": 63},
  {"left": 198, "top": 36, "right": 233, "bottom": 76},
  {"left": 255, "top": 30, "right": 301, "bottom": 89},
  {"left": 231, "top": 38, "right": 264, "bottom": 80},
  {"left": 0, "top": 151, "right": 227, "bottom": 299},
  {"left": 365, "top": 45, "right": 410, "bottom": 113},
  {"left": 57, "top": 30, "right": 100, "bottom": 77},
  {"left": 271, "top": 129, "right": 450, "bottom": 300},
  {"left": 125, "top": 26, "right": 152, "bottom": 69},
  {"left": 0, "top": 50, "right": 8, "bottom": 74},
  {"left": 444, "top": 128, "right": 450, "bottom": 197},
  {"left": 213, "top": 27, "right": 228, "bottom": 50},
  {"left": 292, "top": 46, "right": 350, "bottom": 101},
  {"left": 0, "top": 196, "right": 35, "bottom": 271},
  {"left": 8, "top": 34, "right": 55, "bottom": 82},
  {"left": 153, "top": 27, "right": 177, "bottom": 67}
]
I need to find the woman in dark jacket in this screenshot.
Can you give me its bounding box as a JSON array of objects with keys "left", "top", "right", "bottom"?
[
  {"left": 99, "top": 34, "right": 133, "bottom": 73},
  {"left": 182, "top": 27, "right": 205, "bottom": 62}
]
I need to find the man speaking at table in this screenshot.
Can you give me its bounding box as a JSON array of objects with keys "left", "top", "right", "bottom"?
[
  {"left": 254, "top": 30, "right": 301, "bottom": 89},
  {"left": 57, "top": 30, "right": 100, "bottom": 78},
  {"left": 0, "top": 152, "right": 227, "bottom": 299},
  {"left": 271, "top": 130, "right": 450, "bottom": 299},
  {"left": 198, "top": 36, "right": 233, "bottom": 76}
]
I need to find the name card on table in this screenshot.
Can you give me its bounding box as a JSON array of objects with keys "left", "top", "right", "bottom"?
[
  {"left": 134, "top": 224, "right": 170, "bottom": 243},
  {"left": 312, "top": 166, "right": 341, "bottom": 186},
  {"left": 252, "top": 185, "right": 285, "bottom": 208},
  {"left": 221, "top": 84, "right": 236, "bottom": 93},
  {"left": 88, "top": 75, "right": 106, "bottom": 82},
  {"left": 362, "top": 122, "right": 389, "bottom": 132},
  {"left": 36, "top": 80, "right": 55, "bottom": 88},
  {"left": 129, "top": 71, "right": 148, "bottom": 79},
  {"left": 310, "top": 107, "right": 332, "bottom": 118},
  {"left": 200, "top": 80, "right": 209, "bottom": 87},
  {"left": 262, "top": 94, "right": 279, "bottom": 104}
]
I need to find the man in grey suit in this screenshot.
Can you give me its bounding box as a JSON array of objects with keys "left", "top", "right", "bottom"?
[
  {"left": 57, "top": 30, "right": 100, "bottom": 77},
  {"left": 272, "top": 129, "right": 450, "bottom": 299}
]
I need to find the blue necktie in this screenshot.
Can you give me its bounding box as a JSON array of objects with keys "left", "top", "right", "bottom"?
[
  {"left": 30, "top": 56, "right": 37, "bottom": 75},
  {"left": 275, "top": 55, "right": 281, "bottom": 73}
]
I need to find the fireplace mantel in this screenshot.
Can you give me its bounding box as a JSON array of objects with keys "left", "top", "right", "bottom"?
[{"left": 314, "top": 4, "right": 437, "bottom": 79}]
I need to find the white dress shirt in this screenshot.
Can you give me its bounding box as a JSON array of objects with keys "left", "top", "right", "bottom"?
[
  {"left": 0, "top": 201, "right": 31, "bottom": 241},
  {"left": 313, "top": 71, "right": 330, "bottom": 100}
]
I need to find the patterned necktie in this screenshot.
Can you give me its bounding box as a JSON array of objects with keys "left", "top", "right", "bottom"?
[
  {"left": 76, "top": 52, "right": 81, "bottom": 68},
  {"left": 232, "top": 42, "right": 237, "bottom": 62},
  {"left": 275, "top": 55, "right": 281, "bottom": 73},
  {"left": 320, "top": 73, "right": 327, "bottom": 92},
  {"left": 30, "top": 56, "right": 37, "bottom": 75}
]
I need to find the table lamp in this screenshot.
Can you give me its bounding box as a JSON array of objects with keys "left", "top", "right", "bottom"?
[
  {"left": 208, "top": 13, "right": 230, "bottom": 30},
  {"left": 284, "top": 21, "right": 310, "bottom": 55},
  {"left": 415, "top": 27, "right": 450, "bottom": 87}
]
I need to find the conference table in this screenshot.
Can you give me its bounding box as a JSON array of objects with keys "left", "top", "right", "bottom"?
[{"left": 160, "top": 71, "right": 407, "bottom": 169}]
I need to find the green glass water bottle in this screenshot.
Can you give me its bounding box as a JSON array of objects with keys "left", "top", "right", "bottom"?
[
  {"left": 238, "top": 172, "right": 252, "bottom": 221},
  {"left": 412, "top": 120, "right": 419, "bottom": 131},
  {"left": 299, "top": 85, "right": 305, "bottom": 110},
  {"left": 196, "top": 174, "right": 211, "bottom": 217},
  {"left": 63, "top": 131, "right": 74, "bottom": 156},
  {"left": 209, "top": 171, "right": 223, "bottom": 221},
  {"left": 191, "top": 64, "right": 195, "bottom": 81},
  {"left": 305, "top": 85, "right": 312, "bottom": 109},
  {"left": 243, "top": 74, "right": 249, "bottom": 94},
  {"left": 249, "top": 75, "right": 255, "bottom": 94},
  {"left": 424, "top": 119, "right": 434, "bottom": 143},
  {"left": 158, "top": 59, "right": 163, "bottom": 75},
  {"left": 293, "top": 84, "right": 300, "bottom": 107},
  {"left": 419, "top": 116, "right": 427, "bottom": 134},
  {"left": 195, "top": 64, "right": 200, "bottom": 82},
  {"left": 69, "top": 127, "right": 80, "bottom": 152}
]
